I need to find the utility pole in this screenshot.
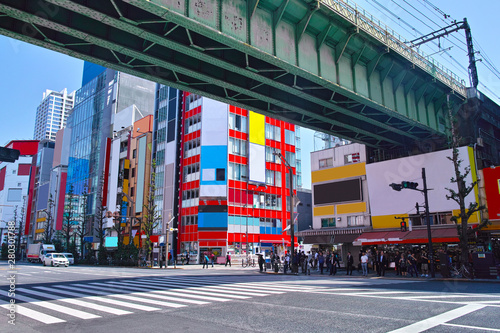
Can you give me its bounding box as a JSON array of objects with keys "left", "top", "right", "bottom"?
[{"left": 422, "top": 168, "right": 435, "bottom": 278}]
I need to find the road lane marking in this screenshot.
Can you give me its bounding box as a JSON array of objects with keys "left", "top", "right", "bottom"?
[
  {"left": 443, "top": 323, "right": 500, "bottom": 331},
  {"left": 19, "top": 287, "right": 132, "bottom": 315},
  {"left": 128, "top": 280, "right": 263, "bottom": 297},
  {"left": 387, "top": 304, "right": 486, "bottom": 333},
  {"left": 0, "top": 302, "right": 65, "bottom": 324},
  {"left": 0, "top": 290, "right": 99, "bottom": 320}
]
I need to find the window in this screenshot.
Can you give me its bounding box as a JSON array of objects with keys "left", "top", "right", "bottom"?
[
  {"left": 216, "top": 168, "right": 225, "bottom": 181},
  {"left": 132, "top": 149, "right": 137, "bottom": 159},
  {"left": 285, "top": 129, "right": 295, "bottom": 145},
  {"left": 7, "top": 188, "right": 22, "bottom": 202},
  {"left": 130, "top": 187, "right": 134, "bottom": 197},
  {"left": 321, "top": 218, "right": 336, "bottom": 228},
  {"left": 131, "top": 168, "right": 135, "bottom": 178},
  {"left": 228, "top": 163, "right": 248, "bottom": 181},
  {"left": 265, "top": 124, "right": 281, "bottom": 141},
  {"left": 344, "top": 153, "right": 360, "bottom": 164},
  {"left": 229, "top": 113, "right": 247, "bottom": 133},
  {"left": 265, "top": 170, "right": 281, "bottom": 186},
  {"left": 265, "top": 147, "right": 278, "bottom": 163},
  {"left": 285, "top": 151, "right": 296, "bottom": 168},
  {"left": 347, "top": 216, "right": 364, "bottom": 226},
  {"left": 319, "top": 158, "right": 333, "bottom": 169},
  {"left": 229, "top": 138, "right": 247, "bottom": 156}
]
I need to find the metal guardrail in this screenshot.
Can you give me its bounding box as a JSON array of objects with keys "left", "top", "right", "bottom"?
[{"left": 321, "top": 0, "right": 467, "bottom": 97}]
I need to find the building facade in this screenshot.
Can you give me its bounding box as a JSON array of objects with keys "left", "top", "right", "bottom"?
[
  {"left": 176, "top": 94, "right": 297, "bottom": 263},
  {"left": 0, "top": 140, "right": 39, "bottom": 246},
  {"left": 33, "top": 89, "right": 75, "bottom": 142}
]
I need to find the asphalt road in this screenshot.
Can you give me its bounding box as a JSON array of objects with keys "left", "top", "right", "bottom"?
[{"left": 1, "top": 262, "right": 500, "bottom": 333}]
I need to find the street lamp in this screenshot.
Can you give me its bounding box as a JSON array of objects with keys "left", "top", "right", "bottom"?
[{"left": 273, "top": 150, "right": 295, "bottom": 272}]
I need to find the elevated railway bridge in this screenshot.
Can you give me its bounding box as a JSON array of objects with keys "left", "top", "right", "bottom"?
[{"left": 0, "top": 0, "right": 470, "bottom": 154}]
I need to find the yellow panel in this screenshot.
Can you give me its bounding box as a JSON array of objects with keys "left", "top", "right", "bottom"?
[
  {"left": 372, "top": 214, "right": 408, "bottom": 229},
  {"left": 249, "top": 111, "right": 265, "bottom": 145},
  {"left": 35, "top": 228, "right": 45, "bottom": 234},
  {"left": 452, "top": 209, "right": 479, "bottom": 223},
  {"left": 36, "top": 217, "right": 46, "bottom": 222},
  {"left": 312, "top": 162, "right": 366, "bottom": 183},
  {"left": 124, "top": 159, "right": 130, "bottom": 169},
  {"left": 336, "top": 202, "right": 367, "bottom": 215},
  {"left": 313, "top": 205, "right": 334, "bottom": 216},
  {"left": 467, "top": 146, "right": 480, "bottom": 203}
]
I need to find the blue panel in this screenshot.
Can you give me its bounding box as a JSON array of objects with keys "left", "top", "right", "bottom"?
[
  {"left": 271, "top": 227, "right": 277, "bottom": 235},
  {"left": 260, "top": 227, "right": 266, "bottom": 234},
  {"left": 198, "top": 212, "right": 228, "bottom": 229},
  {"left": 261, "top": 242, "right": 273, "bottom": 246},
  {"left": 277, "top": 228, "right": 282, "bottom": 234},
  {"left": 253, "top": 218, "right": 259, "bottom": 226},
  {"left": 228, "top": 216, "right": 234, "bottom": 225},
  {"left": 105, "top": 237, "right": 118, "bottom": 247},
  {"left": 84, "top": 236, "right": 93, "bottom": 243},
  {"left": 82, "top": 61, "right": 106, "bottom": 86},
  {"left": 200, "top": 146, "right": 227, "bottom": 185}
]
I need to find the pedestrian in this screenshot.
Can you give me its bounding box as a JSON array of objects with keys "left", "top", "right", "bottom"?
[
  {"left": 258, "top": 254, "right": 265, "bottom": 272},
  {"left": 346, "top": 251, "right": 354, "bottom": 275},
  {"left": 202, "top": 252, "right": 207, "bottom": 269},
  {"left": 407, "top": 251, "right": 418, "bottom": 277},
  {"left": 314, "top": 251, "right": 319, "bottom": 271},
  {"left": 421, "top": 251, "right": 429, "bottom": 277},
  {"left": 284, "top": 252, "right": 290, "bottom": 274},
  {"left": 318, "top": 252, "right": 325, "bottom": 274},
  {"left": 186, "top": 252, "right": 190, "bottom": 265},
  {"left": 374, "top": 250, "right": 380, "bottom": 276},
  {"left": 225, "top": 252, "right": 231, "bottom": 267},
  {"left": 329, "top": 254, "right": 337, "bottom": 276},
  {"left": 210, "top": 252, "right": 215, "bottom": 267},
  {"left": 378, "top": 250, "right": 387, "bottom": 276},
  {"left": 395, "top": 250, "right": 401, "bottom": 275},
  {"left": 326, "top": 251, "right": 332, "bottom": 274},
  {"left": 361, "top": 251, "right": 368, "bottom": 276},
  {"left": 399, "top": 253, "right": 407, "bottom": 277}
]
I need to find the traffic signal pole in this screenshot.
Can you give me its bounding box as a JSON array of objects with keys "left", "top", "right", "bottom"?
[{"left": 422, "top": 168, "right": 435, "bottom": 278}]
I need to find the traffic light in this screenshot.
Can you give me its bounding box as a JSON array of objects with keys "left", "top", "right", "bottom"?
[
  {"left": 400, "top": 221, "right": 407, "bottom": 232},
  {"left": 389, "top": 183, "right": 402, "bottom": 191},
  {"left": 0, "top": 147, "right": 20, "bottom": 163},
  {"left": 401, "top": 181, "right": 418, "bottom": 189}
]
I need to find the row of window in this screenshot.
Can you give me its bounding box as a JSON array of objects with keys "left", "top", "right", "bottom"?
[{"left": 185, "top": 114, "right": 201, "bottom": 134}]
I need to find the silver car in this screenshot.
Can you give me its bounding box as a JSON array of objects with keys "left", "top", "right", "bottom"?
[{"left": 43, "top": 253, "right": 69, "bottom": 267}]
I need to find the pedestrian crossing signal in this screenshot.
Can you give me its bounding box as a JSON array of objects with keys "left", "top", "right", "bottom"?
[{"left": 400, "top": 221, "right": 407, "bottom": 232}]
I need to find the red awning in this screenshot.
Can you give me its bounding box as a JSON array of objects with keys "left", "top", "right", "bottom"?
[{"left": 354, "top": 227, "right": 459, "bottom": 246}]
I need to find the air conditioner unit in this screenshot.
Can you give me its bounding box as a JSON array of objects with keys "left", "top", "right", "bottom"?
[{"left": 477, "top": 137, "right": 484, "bottom": 147}]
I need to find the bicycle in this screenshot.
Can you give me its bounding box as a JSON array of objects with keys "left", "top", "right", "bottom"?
[
  {"left": 242, "top": 256, "right": 256, "bottom": 268},
  {"left": 449, "top": 263, "right": 474, "bottom": 279}
]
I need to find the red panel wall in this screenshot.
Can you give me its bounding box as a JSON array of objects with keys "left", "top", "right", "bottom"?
[
  {"left": 0, "top": 167, "right": 5, "bottom": 191},
  {"left": 484, "top": 167, "right": 500, "bottom": 220},
  {"left": 6, "top": 140, "right": 39, "bottom": 155},
  {"left": 56, "top": 172, "right": 67, "bottom": 231},
  {"left": 17, "top": 164, "right": 31, "bottom": 176}
]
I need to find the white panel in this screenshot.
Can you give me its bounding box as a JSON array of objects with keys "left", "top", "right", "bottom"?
[
  {"left": 228, "top": 224, "right": 235, "bottom": 233},
  {"left": 200, "top": 185, "right": 227, "bottom": 198},
  {"left": 165, "top": 141, "right": 176, "bottom": 164},
  {"left": 366, "top": 146, "right": 474, "bottom": 216},
  {"left": 249, "top": 143, "right": 265, "bottom": 183},
  {"left": 200, "top": 98, "right": 228, "bottom": 146},
  {"left": 107, "top": 139, "right": 121, "bottom": 213},
  {"left": 202, "top": 168, "right": 215, "bottom": 181}
]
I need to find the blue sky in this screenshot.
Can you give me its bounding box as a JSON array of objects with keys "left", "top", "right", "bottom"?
[{"left": 0, "top": 0, "right": 498, "bottom": 190}]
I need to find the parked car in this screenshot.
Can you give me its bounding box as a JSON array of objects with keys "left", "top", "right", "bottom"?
[
  {"left": 61, "top": 253, "right": 75, "bottom": 265},
  {"left": 43, "top": 253, "right": 69, "bottom": 267}
]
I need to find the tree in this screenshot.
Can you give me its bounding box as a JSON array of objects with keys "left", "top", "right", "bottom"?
[
  {"left": 94, "top": 183, "right": 108, "bottom": 264},
  {"left": 445, "top": 95, "right": 489, "bottom": 269},
  {"left": 142, "top": 160, "right": 161, "bottom": 262},
  {"left": 42, "top": 195, "right": 56, "bottom": 244},
  {"left": 75, "top": 184, "right": 90, "bottom": 260},
  {"left": 62, "top": 184, "right": 77, "bottom": 252}
]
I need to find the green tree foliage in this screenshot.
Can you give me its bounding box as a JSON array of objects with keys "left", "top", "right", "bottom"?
[
  {"left": 43, "top": 195, "right": 56, "bottom": 244},
  {"left": 142, "top": 160, "right": 161, "bottom": 262},
  {"left": 63, "top": 184, "right": 77, "bottom": 252}
]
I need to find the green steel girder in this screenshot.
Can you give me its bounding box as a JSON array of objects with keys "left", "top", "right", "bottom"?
[
  {"left": 0, "top": 0, "right": 468, "bottom": 152},
  {"left": 0, "top": 1, "right": 409, "bottom": 147},
  {"left": 42, "top": 0, "right": 427, "bottom": 144}
]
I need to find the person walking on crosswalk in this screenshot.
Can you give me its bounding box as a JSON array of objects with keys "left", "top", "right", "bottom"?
[
  {"left": 202, "top": 253, "right": 210, "bottom": 269},
  {"left": 225, "top": 252, "right": 231, "bottom": 267}
]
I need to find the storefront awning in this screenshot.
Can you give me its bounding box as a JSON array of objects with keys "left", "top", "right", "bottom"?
[
  {"left": 353, "top": 227, "right": 459, "bottom": 246},
  {"left": 303, "top": 235, "right": 332, "bottom": 244},
  {"left": 332, "top": 234, "right": 360, "bottom": 244}
]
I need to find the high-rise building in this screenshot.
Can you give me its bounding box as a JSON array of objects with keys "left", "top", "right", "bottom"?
[
  {"left": 65, "top": 64, "right": 156, "bottom": 242},
  {"left": 33, "top": 89, "right": 75, "bottom": 141}
]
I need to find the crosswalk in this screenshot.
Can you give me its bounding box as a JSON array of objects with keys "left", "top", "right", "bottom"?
[{"left": 0, "top": 277, "right": 323, "bottom": 325}]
